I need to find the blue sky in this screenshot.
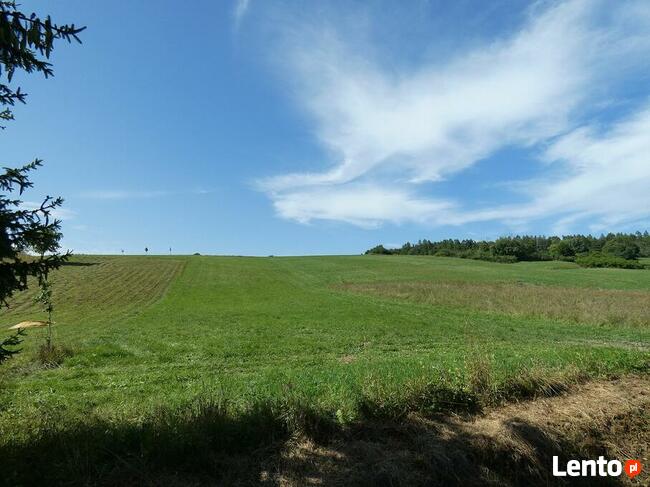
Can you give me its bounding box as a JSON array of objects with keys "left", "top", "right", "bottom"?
[{"left": 4, "top": 0, "right": 650, "bottom": 255}]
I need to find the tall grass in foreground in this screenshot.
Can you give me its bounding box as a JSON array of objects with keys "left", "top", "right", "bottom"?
[{"left": 2, "top": 359, "right": 598, "bottom": 485}]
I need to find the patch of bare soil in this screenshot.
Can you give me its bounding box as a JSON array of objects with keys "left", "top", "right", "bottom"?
[{"left": 267, "top": 375, "right": 650, "bottom": 486}]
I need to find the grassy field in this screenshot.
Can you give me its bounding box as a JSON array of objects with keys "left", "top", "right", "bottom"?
[{"left": 1, "top": 254, "right": 649, "bottom": 484}]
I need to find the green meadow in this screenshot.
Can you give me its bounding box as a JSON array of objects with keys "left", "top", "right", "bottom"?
[{"left": 1, "top": 255, "right": 649, "bottom": 483}]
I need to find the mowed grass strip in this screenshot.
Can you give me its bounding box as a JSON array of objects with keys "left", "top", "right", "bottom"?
[
  {"left": 1, "top": 255, "right": 185, "bottom": 327},
  {"left": 341, "top": 280, "right": 650, "bottom": 327}
]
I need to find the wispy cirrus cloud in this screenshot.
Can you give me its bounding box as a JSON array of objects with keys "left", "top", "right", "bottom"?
[
  {"left": 257, "top": 0, "right": 650, "bottom": 231},
  {"left": 428, "top": 101, "right": 650, "bottom": 228},
  {"left": 79, "top": 189, "right": 212, "bottom": 200},
  {"left": 79, "top": 190, "right": 170, "bottom": 200},
  {"left": 233, "top": 0, "right": 251, "bottom": 29},
  {"left": 21, "top": 202, "right": 76, "bottom": 221}
]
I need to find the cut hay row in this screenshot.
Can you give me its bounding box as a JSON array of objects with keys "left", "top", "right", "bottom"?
[{"left": 2, "top": 256, "right": 185, "bottom": 328}]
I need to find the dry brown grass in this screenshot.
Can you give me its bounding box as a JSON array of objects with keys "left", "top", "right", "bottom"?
[
  {"left": 267, "top": 375, "right": 650, "bottom": 486},
  {"left": 341, "top": 280, "right": 650, "bottom": 327},
  {"left": 8, "top": 320, "right": 48, "bottom": 330}
]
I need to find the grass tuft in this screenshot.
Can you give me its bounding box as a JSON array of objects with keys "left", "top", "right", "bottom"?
[{"left": 37, "top": 343, "right": 73, "bottom": 368}]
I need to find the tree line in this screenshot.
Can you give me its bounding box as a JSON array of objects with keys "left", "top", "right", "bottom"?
[{"left": 365, "top": 232, "right": 650, "bottom": 269}]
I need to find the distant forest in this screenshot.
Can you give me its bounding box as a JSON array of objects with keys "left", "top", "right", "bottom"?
[{"left": 366, "top": 232, "right": 650, "bottom": 269}]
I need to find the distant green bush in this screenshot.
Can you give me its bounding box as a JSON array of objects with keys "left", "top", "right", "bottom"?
[
  {"left": 492, "top": 236, "right": 538, "bottom": 261},
  {"left": 602, "top": 236, "right": 640, "bottom": 260},
  {"left": 433, "top": 248, "right": 456, "bottom": 257},
  {"left": 365, "top": 245, "right": 393, "bottom": 255},
  {"left": 434, "top": 249, "right": 518, "bottom": 263},
  {"left": 575, "top": 253, "right": 645, "bottom": 269},
  {"left": 485, "top": 254, "right": 519, "bottom": 264}
]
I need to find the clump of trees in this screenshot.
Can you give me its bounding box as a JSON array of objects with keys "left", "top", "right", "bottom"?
[
  {"left": 365, "top": 232, "right": 650, "bottom": 269},
  {"left": 575, "top": 253, "right": 644, "bottom": 270}
]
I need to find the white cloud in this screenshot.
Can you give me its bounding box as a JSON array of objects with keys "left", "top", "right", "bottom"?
[
  {"left": 79, "top": 190, "right": 170, "bottom": 200},
  {"left": 258, "top": 0, "right": 650, "bottom": 230},
  {"left": 68, "top": 224, "right": 88, "bottom": 231},
  {"left": 529, "top": 105, "right": 650, "bottom": 226},
  {"left": 21, "top": 201, "right": 76, "bottom": 221},
  {"left": 79, "top": 189, "right": 212, "bottom": 200},
  {"left": 271, "top": 183, "right": 452, "bottom": 228},
  {"left": 52, "top": 207, "right": 76, "bottom": 221},
  {"left": 233, "top": 0, "right": 251, "bottom": 29},
  {"left": 434, "top": 104, "right": 650, "bottom": 228}
]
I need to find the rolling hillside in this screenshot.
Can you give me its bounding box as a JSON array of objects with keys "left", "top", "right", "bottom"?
[{"left": 1, "top": 255, "right": 649, "bottom": 484}]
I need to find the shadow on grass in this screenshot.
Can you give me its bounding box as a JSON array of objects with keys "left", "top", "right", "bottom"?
[
  {"left": 3, "top": 401, "right": 285, "bottom": 486},
  {"left": 274, "top": 415, "right": 627, "bottom": 487},
  {"left": 60, "top": 261, "right": 99, "bottom": 267},
  {"left": 2, "top": 391, "right": 632, "bottom": 486}
]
